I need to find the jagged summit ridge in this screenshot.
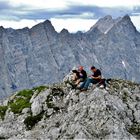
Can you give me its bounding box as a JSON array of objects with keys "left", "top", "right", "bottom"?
[
  {"left": 0, "top": 15, "right": 140, "bottom": 99},
  {"left": 88, "top": 15, "right": 117, "bottom": 34},
  {"left": 0, "top": 77, "right": 140, "bottom": 139},
  {"left": 88, "top": 14, "right": 136, "bottom": 34}
]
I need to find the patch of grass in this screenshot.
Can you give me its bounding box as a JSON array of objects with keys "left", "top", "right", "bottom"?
[
  {"left": 24, "top": 113, "right": 44, "bottom": 130},
  {"left": 16, "top": 89, "right": 34, "bottom": 100},
  {"left": 33, "top": 85, "right": 48, "bottom": 94},
  {"left": 7, "top": 86, "right": 48, "bottom": 114},
  {"left": 9, "top": 98, "right": 31, "bottom": 114},
  {"left": 8, "top": 89, "right": 35, "bottom": 114},
  {"left": 0, "top": 106, "right": 8, "bottom": 120}
]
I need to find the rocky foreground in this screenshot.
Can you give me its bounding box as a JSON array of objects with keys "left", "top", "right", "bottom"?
[{"left": 0, "top": 77, "right": 140, "bottom": 139}]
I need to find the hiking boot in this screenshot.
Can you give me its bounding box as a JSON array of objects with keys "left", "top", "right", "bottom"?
[
  {"left": 105, "top": 87, "right": 110, "bottom": 90},
  {"left": 99, "top": 85, "right": 104, "bottom": 88},
  {"left": 80, "top": 88, "right": 87, "bottom": 91}
]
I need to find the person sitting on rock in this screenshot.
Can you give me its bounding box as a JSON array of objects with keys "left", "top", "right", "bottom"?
[
  {"left": 79, "top": 66, "right": 101, "bottom": 91},
  {"left": 71, "top": 66, "right": 87, "bottom": 88}
]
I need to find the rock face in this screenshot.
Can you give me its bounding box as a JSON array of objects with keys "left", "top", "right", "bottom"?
[
  {"left": 88, "top": 15, "right": 119, "bottom": 33},
  {"left": 0, "top": 77, "right": 140, "bottom": 139},
  {"left": 0, "top": 15, "right": 140, "bottom": 98}
]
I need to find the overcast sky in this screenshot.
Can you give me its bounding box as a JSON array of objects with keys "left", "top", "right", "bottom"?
[{"left": 0, "top": 0, "right": 140, "bottom": 32}]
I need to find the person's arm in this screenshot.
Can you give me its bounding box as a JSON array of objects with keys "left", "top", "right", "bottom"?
[
  {"left": 82, "top": 71, "right": 87, "bottom": 79},
  {"left": 91, "top": 75, "right": 101, "bottom": 79}
]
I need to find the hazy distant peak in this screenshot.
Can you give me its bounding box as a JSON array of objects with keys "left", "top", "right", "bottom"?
[
  {"left": 99, "top": 15, "right": 113, "bottom": 21},
  {"left": 43, "top": 20, "right": 52, "bottom": 26},
  {"left": 0, "top": 26, "right": 4, "bottom": 31},
  {"left": 60, "top": 28, "right": 69, "bottom": 34},
  {"left": 121, "top": 14, "right": 131, "bottom": 21}
]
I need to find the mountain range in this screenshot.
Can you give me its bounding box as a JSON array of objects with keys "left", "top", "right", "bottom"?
[{"left": 0, "top": 15, "right": 140, "bottom": 98}]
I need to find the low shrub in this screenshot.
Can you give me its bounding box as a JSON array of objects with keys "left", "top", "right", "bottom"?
[
  {"left": 24, "top": 113, "right": 43, "bottom": 130},
  {"left": 33, "top": 86, "right": 48, "bottom": 94},
  {"left": 0, "top": 106, "right": 8, "bottom": 120},
  {"left": 9, "top": 98, "right": 31, "bottom": 114},
  {"left": 16, "top": 89, "right": 34, "bottom": 100}
]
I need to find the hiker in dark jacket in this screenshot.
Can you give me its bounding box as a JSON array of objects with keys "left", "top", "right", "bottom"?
[
  {"left": 76, "top": 66, "right": 87, "bottom": 84},
  {"left": 72, "top": 66, "right": 87, "bottom": 88},
  {"left": 79, "top": 66, "right": 101, "bottom": 91}
]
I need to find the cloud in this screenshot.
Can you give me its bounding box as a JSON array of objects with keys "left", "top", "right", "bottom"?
[
  {"left": 0, "top": 0, "right": 139, "bottom": 20},
  {"left": 51, "top": 18, "right": 98, "bottom": 32},
  {"left": 66, "top": 0, "right": 140, "bottom": 8},
  {"left": 0, "top": 1, "right": 139, "bottom": 21},
  {"left": 8, "top": 0, "right": 140, "bottom": 9},
  {"left": 0, "top": 19, "right": 44, "bottom": 29},
  {"left": 0, "top": 0, "right": 140, "bottom": 32},
  {"left": 130, "top": 16, "right": 140, "bottom": 31},
  {"left": 0, "top": 1, "right": 11, "bottom": 10},
  {"left": 9, "top": 0, "right": 68, "bottom": 10}
]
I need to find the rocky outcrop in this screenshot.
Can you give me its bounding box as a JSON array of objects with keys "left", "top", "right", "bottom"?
[
  {"left": 0, "top": 15, "right": 140, "bottom": 99},
  {"left": 0, "top": 77, "right": 140, "bottom": 139}
]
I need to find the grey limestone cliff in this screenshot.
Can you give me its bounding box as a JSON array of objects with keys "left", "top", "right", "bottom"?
[{"left": 0, "top": 15, "right": 140, "bottom": 98}]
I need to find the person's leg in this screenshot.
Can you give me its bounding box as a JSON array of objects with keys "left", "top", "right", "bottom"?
[
  {"left": 83, "top": 78, "right": 99, "bottom": 89},
  {"left": 82, "top": 78, "right": 93, "bottom": 89},
  {"left": 79, "top": 79, "right": 87, "bottom": 89}
]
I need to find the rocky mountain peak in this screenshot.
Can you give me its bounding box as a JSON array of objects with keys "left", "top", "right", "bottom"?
[
  {"left": 60, "top": 28, "right": 69, "bottom": 35},
  {"left": 0, "top": 26, "right": 4, "bottom": 32},
  {"left": 100, "top": 15, "right": 113, "bottom": 21},
  {"left": 43, "top": 19, "right": 57, "bottom": 34},
  {"left": 0, "top": 76, "right": 140, "bottom": 139},
  {"left": 43, "top": 20, "right": 53, "bottom": 28},
  {"left": 31, "top": 19, "right": 57, "bottom": 35},
  {"left": 107, "top": 15, "right": 137, "bottom": 38},
  {"left": 117, "top": 14, "right": 136, "bottom": 29},
  {"left": 0, "top": 26, "right": 4, "bottom": 29},
  {"left": 88, "top": 15, "right": 136, "bottom": 35},
  {"left": 88, "top": 15, "right": 115, "bottom": 33},
  {"left": 121, "top": 14, "right": 132, "bottom": 22}
]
